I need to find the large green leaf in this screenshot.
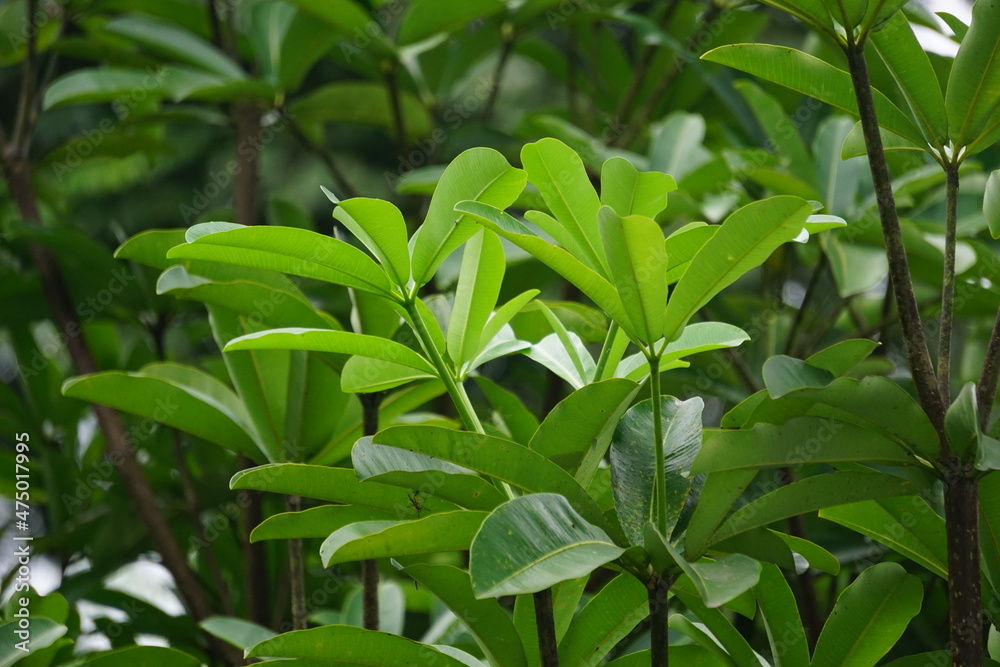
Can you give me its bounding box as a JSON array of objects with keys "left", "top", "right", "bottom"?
[
  {"left": 469, "top": 493, "right": 625, "bottom": 598},
  {"left": 246, "top": 625, "right": 469, "bottom": 665},
  {"left": 692, "top": 418, "right": 915, "bottom": 473},
  {"left": 600, "top": 157, "right": 676, "bottom": 219},
  {"left": 457, "top": 201, "right": 628, "bottom": 324},
  {"left": 230, "top": 464, "right": 457, "bottom": 517},
  {"left": 529, "top": 378, "right": 640, "bottom": 483},
  {"left": 0, "top": 618, "right": 65, "bottom": 666},
  {"left": 945, "top": 0, "right": 1000, "bottom": 149},
  {"left": 660, "top": 322, "right": 750, "bottom": 366},
  {"left": 663, "top": 224, "right": 718, "bottom": 284},
  {"left": 284, "top": 0, "right": 393, "bottom": 56},
  {"left": 200, "top": 617, "right": 276, "bottom": 651},
  {"left": 224, "top": 328, "right": 435, "bottom": 374},
  {"left": 557, "top": 574, "right": 649, "bottom": 667},
  {"left": 43, "top": 68, "right": 165, "bottom": 109},
  {"left": 598, "top": 207, "right": 668, "bottom": 342},
  {"left": 671, "top": 594, "right": 762, "bottom": 667},
  {"left": 411, "top": 148, "right": 525, "bottom": 287},
  {"left": 521, "top": 138, "right": 607, "bottom": 274},
  {"left": 871, "top": 12, "right": 949, "bottom": 148},
  {"left": 291, "top": 82, "right": 432, "bottom": 138},
  {"left": 662, "top": 196, "right": 812, "bottom": 342},
  {"left": 684, "top": 469, "right": 758, "bottom": 559},
  {"left": 820, "top": 497, "right": 947, "bottom": 577},
  {"left": 754, "top": 0, "right": 833, "bottom": 35},
  {"left": 104, "top": 15, "right": 244, "bottom": 79},
  {"left": 251, "top": 505, "right": 394, "bottom": 541},
  {"left": 249, "top": 2, "right": 335, "bottom": 91},
  {"left": 754, "top": 564, "right": 810, "bottom": 667},
  {"left": 811, "top": 563, "right": 923, "bottom": 667},
  {"left": 448, "top": 230, "right": 505, "bottom": 366},
  {"left": 333, "top": 198, "right": 411, "bottom": 288},
  {"left": 762, "top": 355, "right": 835, "bottom": 398},
  {"left": 702, "top": 44, "right": 924, "bottom": 146},
  {"left": 321, "top": 511, "right": 487, "bottom": 565},
  {"left": 660, "top": 539, "right": 762, "bottom": 609},
  {"left": 371, "top": 426, "right": 611, "bottom": 531},
  {"left": 401, "top": 563, "right": 528, "bottom": 667},
  {"left": 709, "top": 471, "right": 922, "bottom": 545},
  {"left": 61, "top": 368, "right": 260, "bottom": 460},
  {"left": 397, "top": 0, "right": 506, "bottom": 45},
  {"left": 734, "top": 80, "right": 815, "bottom": 183},
  {"left": 77, "top": 646, "right": 202, "bottom": 666},
  {"left": 166, "top": 225, "right": 394, "bottom": 296},
  {"left": 353, "top": 438, "right": 506, "bottom": 511},
  {"left": 610, "top": 397, "right": 704, "bottom": 546}
]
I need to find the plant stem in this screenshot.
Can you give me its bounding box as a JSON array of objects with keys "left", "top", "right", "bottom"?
[
  {"left": 648, "top": 572, "right": 672, "bottom": 666},
  {"left": 843, "top": 42, "right": 946, "bottom": 434},
  {"left": 978, "top": 307, "right": 1000, "bottom": 432},
  {"left": 938, "top": 164, "right": 960, "bottom": 399},
  {"left": 648, "top": 354, "right": 667, "bottom": 536},
  {"left": 406, "top": 300, "right": 484, "bottom": 433},
  {"left": 943, "top": 469, "right": 984, "bottom": 666},
  {"left": 286, "top": 494, "right": 308, "bottom": 630},
  {"left": 534, "top": 588, "right": 560, "bottom": 667},
  {"left": 594, "top": 322, "right": 621, "bottom": 381},
  {"left": 360, "top": 392, "right": 383, "bottom": 631}
]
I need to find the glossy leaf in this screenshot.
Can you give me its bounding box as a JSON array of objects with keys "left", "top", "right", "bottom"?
[
  {"left": 104, "top": 15, "right": 244, "bottom": 79},
  {"left": 246, "top": 625, "right": 469, "bottom": 665},
  {"left": 78, "top": 646, "right": 202, "bottom": 666},
  {"left": 0, "top": 618, "right": 65, "bottom": 666},
  {"left": 659, "top": 534, "right": 762, "bottom": 608},
  {"left": 600, "top": 157, "right": 676, "bottom": 219},
  {"left": 333, "top": 198, "right": 411, "bottom": 288},
  {"left": 200, "top": 617, "right": 275, "bottom": 650},
  {"left": 610, "top": 397, "right": 704, "bottom": 545},
  {"left": 663, "top": 223, "right": 718, "bottom": 284},
  {"left": 557, "top": 574, "right": 649, "bottom": 666},
  {"left": 251, "top": 505, "right": 394, "bottom": 542},
  {"left": 811, "top": 563, "right": 923, "bottom": 667},
  {"left": 469, "top": 493, "right": 624, "bottom": 598},
  {"left": 321, "top": 511, "right": 487, "bottom": 566},
  {"left": 945, "top": 0, "right": 1000, "bottom": 149},
  {"left": 754, "top": 564, "right": 810, "bottom": 667},
  {"left": 762, "top": 355, "right": 835, "bottom": 398},
  {"left": 448, "top": 230, "right": 505, "bottom": 366}
]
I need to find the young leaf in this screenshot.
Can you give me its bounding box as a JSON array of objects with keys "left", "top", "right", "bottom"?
[
  {"left": 448, "top": 230, "right": 505, "bottom": 366},
  {"left": 521, "top": 138, "right": 607, "bottom": 275},
  {"left": 600, "top": 157, "right": 677, "bottom": 219},
  {"left": 702, "top": 44, "right": 925, "bottom": 146},
  {"left": 610, "top": 397, "right": 704, "bottom": 546},
  {"left": 166, "top": 225, "right": 394, "bottom": 296},
  {"left": 527, "top": 331, "right": 595, "bottom": 389},
  {"left": 811, "top": 563, "right": 923, "bottom": 667},
  {"left": 333, "top": 197, "right": 411, "bottom": 288},
  {"left": 945, "top": 0, "right": 1000, "bottom": 149},
  {"left": 224, "top": 328, "right": 436, "bottom": 374},
  {"left": 321, "top": 512, "right": 487, "bottom": 566},
  {"left": 662, "top": 196, "right": 813, "bottom": 342},
  {"left": 656, "top": 536, "right": 762, "bottom": 609},
  {"left": 411, "top": 148, "right": 525, "bottom": 287},
  {"left": 598, "top": 207, "right": 668, "bottom": 343},
  {"left": 469, "top": 494, "right": 625, "bottom": 598}
]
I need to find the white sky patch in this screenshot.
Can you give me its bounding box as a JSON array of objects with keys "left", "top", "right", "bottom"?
[{"left": 914, "top": 0, "right": 973, "bottom": 57}]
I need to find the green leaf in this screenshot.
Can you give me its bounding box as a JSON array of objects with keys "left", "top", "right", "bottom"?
[
  {"left": 284, "top": 0, "right": 393, "bottom": 56},
  {"left": 457, "top": 201, "right": 627, "bottom": 325},
  {"left": 371, "top": 426, "right": 611, "bottom": 531},
  {"left": 225, "top": 328, "right": 435, "bottom": 374},
  {"left": 649, "top": 113, "right": 710, "bottom": 182},
  {"left": 249, "top": 3, "right": 335, "bottom": 92},
  {"left": 529, "top": 378, "right": 640, "bottom": 483},
  {"left": 663, "top": 224, "right": 718, "bottom": 285},
  {"left": 166, "top": 225, "right": 393, "bottom": 296},
  {"left": 246, "top": 625, "right": 469, "bottom": 665},
  {"left": 945, "top": 382, "right": 980, "bottom": 463},
  {"left": 770, "top": 531, "right": 841, "bottom": 575},
  {"left": 400, "top": 563, "right": 528, "bottom": 667},
  {"left": 871, "top": 12, "right": 949, "bottom": 149},
  {"left": 662, "top": 196, "right": 813, "bottom": 342},
  {"left": 474, "top": 376, "right": 540, "bottom": 445},
  {"left": 353, "top": 438, "right": 506, "bottom": 511},
  {"left": 43, "top": 68, "right": 165, "bottom": 109},
  {"left": 702, "top": 44, "right": 925, "bottom": 146},
  {"left": 672, "top": 593, "right": 762, "bottom": 667},
  {"left": 685, "top": 469, "right": 758, "bottom": 559},
  {"left": 734, "top": 80, "right": 815, "bottom": 183},
  {"left": 820, "top": 497, "right": 947, "bottom": 577},
  {"left": 479, "top": 290, "right": 540, "bottom": 360},
  {"left": 709, "top": 471, "right": 922, "bottom": 545},
  {"left": 321, "top": 511, "right": 487, "bottom": 566},
  {"left": 0, "top": 618, "right": 65, "bottom": 666},
  {"left": 945, "top": 0, "right": 1000, "bottom": 149},
  {"left": 77, "top": 646, "right": 203, "bottom": 667},
  {"left": 340, "top": 357, "right": 435, "bottom": 393},
  {"left": 230, "top": 464, "right": 457, "bottom": 517},
  {"left": 448, "top": 230, "right": 505, "bottom": 366},
  {"left": 290, "top": 82, "right": 432, "bottom": 139},
  {"left": 986, "top": 171, "right": 1000, "bottom": 240},
  {"left": 598, "top": 207, "right": 668, "bottom": 342},
  {"left": 603, "top": 647, "right": 728, "bottom": 666},
  {"left": 658, "top": 534, "right": 762, "bottom": 608},
  {"left": 754, "top": 0, "right": 834, "bottom": 35},
  {"left": 397, "top": 0, "right": 506, "bottom": 45},
  {"left": 693, "top": 418, "right": 915, "bottom": 474},
  {"left": 104, "top": 16, "right": 244, "bottom": 79},
  {"left": 556, "top": 574, "right": 649, "bottom": 667},
  {"left": 805, "top": 338, "right": 879, "bottom": 375},
  {"left": 521, "top": 138, "right": 607, "bottom": 275},
  {"left": 200, "top": 617, "right": 276, "bottom": 650},
  {"left": 411, "top": 148, "right": 525, "bottom": 287},
  {"left": 333, "top": 198, "right": 411, "bottom": 288},
  {"left": 610, "top": 397, "right": 704, "bottom": 546},
  {"left": 469, "top": 493, "right": 625, "bottom": 598},
  {"left": 762, "top": 355, "right": 836, "bottom": 398},
  {"left": 936, "top": 12, "right": 969, "bottom": 40},
  {"left": 600, "top": 157, "right": 677, "bottom": 219},
  {"left": 754, "top": 564, "right": 811, "bottom": 667},
  {"left": 840, "top": 120, "right": 923, "bottom": 159},
  {"left": 811, "top": 563, "right": 923, "bottom": 667},
  {"left": 114, "top": 229, "right": 187, "bottom": 269},
  {"left": 61, "top": 368, "right": 260, "bottom": 460},
  {"left": 251, "top": 505, "right": 394, "bottom": 542}
]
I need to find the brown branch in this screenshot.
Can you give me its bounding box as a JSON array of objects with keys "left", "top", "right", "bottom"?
[{"left": 534, "top": 588, "right": 560, "bottom": 667}]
